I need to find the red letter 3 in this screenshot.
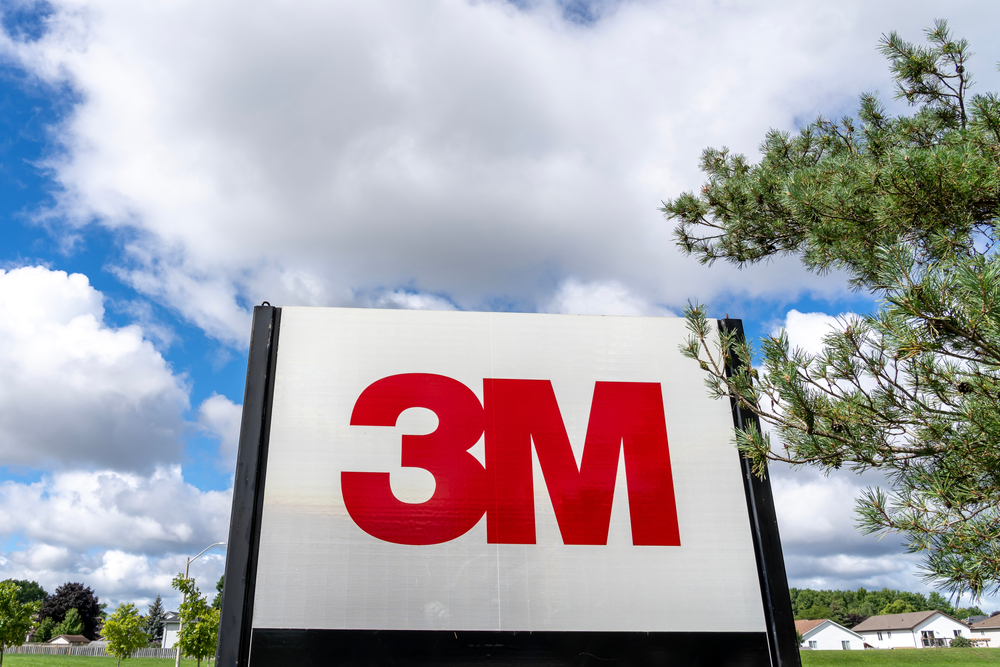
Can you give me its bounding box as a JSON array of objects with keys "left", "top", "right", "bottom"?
[{"left": 342, "top": 374, "right": 486, "bottom": 545}]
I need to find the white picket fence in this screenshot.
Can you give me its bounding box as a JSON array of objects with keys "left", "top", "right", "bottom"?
[{"left": 10, "top": 643, "right": 188, "bottom": 658}]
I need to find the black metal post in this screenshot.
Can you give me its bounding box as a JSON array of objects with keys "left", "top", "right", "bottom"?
[
  {"left": 216, "top": 305, "right": 281, "bottom": 667},
  {"left": 720, "top": 318, "right": 801, "bottom": 667}
]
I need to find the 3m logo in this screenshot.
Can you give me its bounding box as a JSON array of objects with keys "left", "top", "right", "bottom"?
[{"left": 341, "top": 374, "right": 681, "bottom": 547}]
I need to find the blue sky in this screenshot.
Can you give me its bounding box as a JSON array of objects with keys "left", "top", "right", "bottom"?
[{"left": 0, "top": 0, "right": 996, "bottom": 615}]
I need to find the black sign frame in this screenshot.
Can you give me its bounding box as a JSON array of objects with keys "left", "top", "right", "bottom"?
[{"left": 216, "top": 305, "right": 800, "bottom": 667}]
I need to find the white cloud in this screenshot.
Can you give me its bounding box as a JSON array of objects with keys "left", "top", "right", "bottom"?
[
  {"left": 0, "top": 466, "right": 230, "bottom": 554},
  {"left": 7, "top": 1, "right": 998, "bottom": 343},
  {"left": 544, "top": 277, "right": 673, "bottom": 316},
  {"left": 0, "top": 266, "right": 189, "bottom": 471},
  {"left": 370, "top": 289, "right": 457, "bottom": 311},
  {"left": 0, "top": 466, "right": 230, "bottom": 608},
  {"left": 197, "top": 394, "right": 242, "bottom": 470},
  {"left": 779, "top": 309, "right": 861, "bottom": 355}
]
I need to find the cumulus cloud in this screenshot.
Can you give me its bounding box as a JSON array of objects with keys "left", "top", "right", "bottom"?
[
  {"left": 0, "top": 466, "right": 230, "bottom": 607},
  {"left": 7, "top": 1, "right": 997, "bottom": 342},
  {"left": 771, "top": 464, "right": 932, "bottom": 593},
  {"left": 0, "top": 466, "right": 230, "bottom": 554},
  {"left": 0, "top": 266, "right": 189, "bottom": 471}
]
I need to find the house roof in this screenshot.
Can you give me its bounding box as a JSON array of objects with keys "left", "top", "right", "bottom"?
[
  {"left": 163, "top": 611, "right": 180, "bottom": 622},
  {"left": 971, "top": 615, "right": 1000, "bottom": 630},
  {"left": 795, "top": 618, "right": 864, "bottom": 640},
  {"left": 795, "top": 620, "right": 826, "bottom": 635},
  {"left": 852, "top": 610, "right": 964, "bottom": 633},
  {"left": 48, "top": 635, "right": 90, "bottom": 644}
]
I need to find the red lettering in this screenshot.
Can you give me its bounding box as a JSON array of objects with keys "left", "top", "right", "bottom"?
[
  {"left": 341, "top": 373, "right": 486, "bottom": 545},
  {"left": 484, "top": 380, "right": 680, "bottom": 546},
  {"left": 342, "top": 374, "right": 680, "bottom": 547}
]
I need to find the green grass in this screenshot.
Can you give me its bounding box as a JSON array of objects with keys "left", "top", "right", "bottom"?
[
  {"left": 801, "top": 648, "right": 1000, "bottom": 665},
  {"left": 1, "top": 658, "right": 180, "bottom": 666}
]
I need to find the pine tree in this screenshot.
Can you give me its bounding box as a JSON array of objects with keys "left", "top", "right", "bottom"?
[
  {"left": 212, "top": 576, "right": 224, "bottom": 611},
  {"left": 664, "top": 21, "right": 1000, "bottom": 597},
  {"left": 143, "top": 596, "right": 165, "bottom": 643}
]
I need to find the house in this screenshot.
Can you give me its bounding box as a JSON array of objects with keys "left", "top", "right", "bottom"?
[
  {"left": 48, "top": 635, "right": 90, "bottom": 645},
  {"left": 795, "top": 619, "right": 864, "bottom": 650},
  {"left": 162, "top": 611, "right": 181, "bottom": 649},
  {"left": 852, "top": 610, "right": 970, "bottom": 649},
  {"left": 969, "top": 615, "right": 1000, "bottom": 647}
]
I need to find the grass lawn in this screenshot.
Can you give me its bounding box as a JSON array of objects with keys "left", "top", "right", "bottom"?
[
  {"left": 1, "top": 658, "right": 182, "bottom": 666},
  {"left": 801, "top": 649, "right": 1000, "bottom": 665}
]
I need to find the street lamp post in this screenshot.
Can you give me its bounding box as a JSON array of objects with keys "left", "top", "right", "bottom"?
[{"left": 175, "top": 542, "right": 226, "bottom": 667}]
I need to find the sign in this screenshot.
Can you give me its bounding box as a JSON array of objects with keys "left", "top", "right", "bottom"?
[{"left": 217, "top": 306, "right": 799, "bottom": 666}]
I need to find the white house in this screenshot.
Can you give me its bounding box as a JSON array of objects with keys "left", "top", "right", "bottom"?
[
  {"left": 969, "top": 615, "right": 999, "bottom": 647},
  {"left": 162, "top": 611, "right": 181, "bottom": 649},
  {"left": 795, "top": 619, "right": 864, "bottom": 650},
  {"left": 852, "top": 610, "right": 970, "bottom": 649}
]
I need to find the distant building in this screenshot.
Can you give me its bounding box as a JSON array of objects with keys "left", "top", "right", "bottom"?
[
  {"left": 969, "top": 615, "right": 1000, "bottom": 647},
  {"left": 795, "top": 619, "right": 864, "bottom": 650},
  {"left": 48, "top": 635, "right": 90, "bottom": 645},
  {"left": 162, "top": 611, "right": 180, "bottom": 649},
  {"left": 852, "top": 610, "right": 969, "bottom": 649}
]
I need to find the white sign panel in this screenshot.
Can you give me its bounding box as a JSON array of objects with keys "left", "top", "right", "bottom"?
[{"left": 251, "top": 307, "right": 765, "bottom": 634}]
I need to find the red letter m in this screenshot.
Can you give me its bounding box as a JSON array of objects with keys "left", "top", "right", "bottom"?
[{"left": 484, "top": 380, "right": 680, "bottom": 546}]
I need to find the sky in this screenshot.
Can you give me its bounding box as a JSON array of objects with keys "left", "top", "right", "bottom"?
[{"left": 0, "top": 0, "right": 997, "bottom": 616}]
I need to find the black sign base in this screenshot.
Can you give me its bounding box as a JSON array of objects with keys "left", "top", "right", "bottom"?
[{"left": 250, "top": 629, "right": 771, "bottom": 666}]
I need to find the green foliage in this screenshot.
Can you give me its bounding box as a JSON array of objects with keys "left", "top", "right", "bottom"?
[
  {"left": 950, "top": 635, "right": 973, "bottom": 648},
  {"left": 787, "top": 587, "right": 974, "bottom": 626},
  {"left": 799, "top": 605, "right": 833, "bottom": 621},
  {"left": 0, "top": 582, "right": 46, "bottom": 607},
  {"left": 0, "top": 581, "right": 41, "bottom": 665},
  {"left": 54, "top": 609, "right": 84, "bottom": 637},
  {"left": 32, "top": 618, "right": 54, "bottom": 644},
  {"left": 170, "top": 576, "right": 219, "bottom": 667},
  {"left": 212, "top": 576, "right": 224, "bottom": 611},
  {"left": 927, "top": 592, "right": 956, "bottom": 615},
  {"left": 666, "top": 21, "right": 1000, "bottom": 597},
  {"left": 38, "top": 583, "right": 101, "bottom": 640},
  {"left": 881, "top": 599, "right": 918, "bottom": 615},
  {"left": 955, "top": 606, "right": 984, "bottom": 619},
  {"left": 102, "top": 604, "right": 148, "bottom": 667}
]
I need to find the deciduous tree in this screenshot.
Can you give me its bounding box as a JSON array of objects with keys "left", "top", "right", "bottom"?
[
  {"left": 171, "top": 575, "right": 220, "bottom": 667},
  {"left": 54, "top": 608, "right": 85, "bottom": 636},
  {"left": 103, "top": 603, "right": 148, "bottom": 667},
  {"left": 880, "top": 600, "right": 917, "bottom": 615},
  {"left": 38, "top": 582, "right": 102, "bottom": 640},
  {"left": 0, "top": 581, "right": 46, "bottom": 606},
  {"left": 0, "top": 581, "right": 40, "bottom": 666},
  {"left": 663, "top": 20, "right": 1000, "bottom": 597}
]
